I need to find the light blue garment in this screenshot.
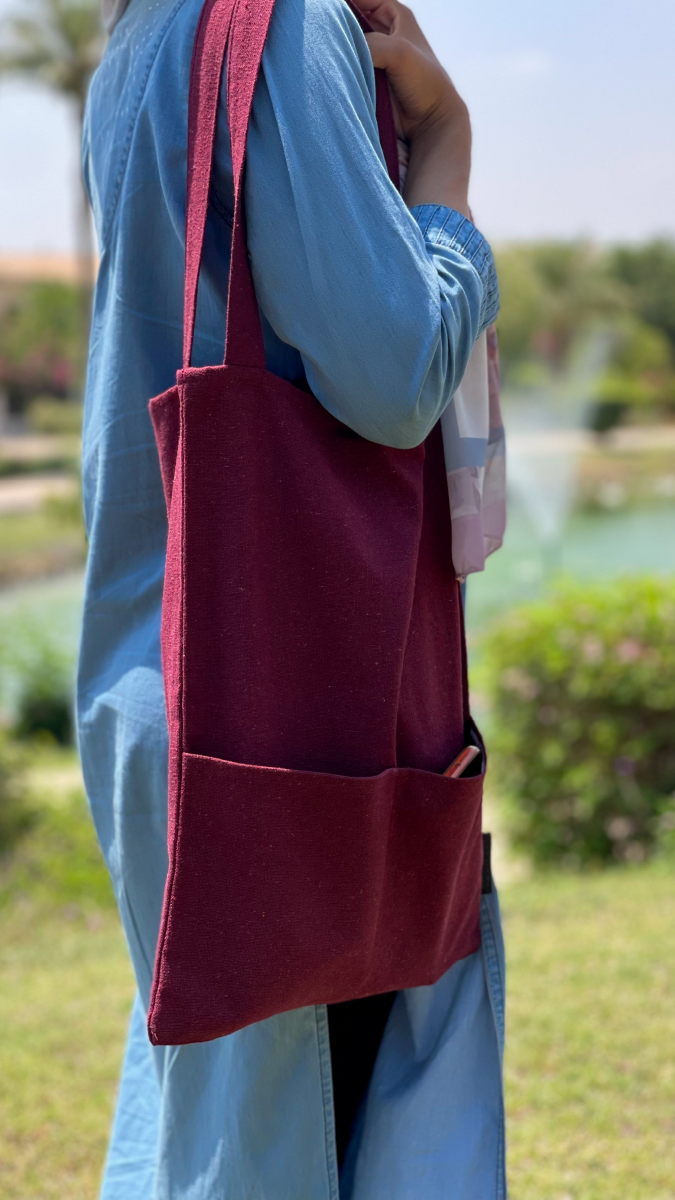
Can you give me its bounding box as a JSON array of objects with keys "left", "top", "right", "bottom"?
[
  {"left": 102, "top": 894, "right": 505, "bottom": 1200},
  {"left": 79, "top": 0, "right": 505, "bottom": 1195}
]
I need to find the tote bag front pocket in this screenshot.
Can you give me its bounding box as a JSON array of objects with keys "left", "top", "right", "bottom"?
[{"left": 148, "top": 751, "right": 484, "bottom": 1046}]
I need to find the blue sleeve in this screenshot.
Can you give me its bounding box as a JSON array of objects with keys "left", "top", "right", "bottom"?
[{"left": 242, "top": 0, "right": 499, "bottom": 450}]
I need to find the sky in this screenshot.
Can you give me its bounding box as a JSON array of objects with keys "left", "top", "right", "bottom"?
[{"left": 0, "top": 0, "right": 673, "bottom": 254}]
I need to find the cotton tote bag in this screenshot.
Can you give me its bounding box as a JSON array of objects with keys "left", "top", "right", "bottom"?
[{"left": 147, "top": 0, "right": 486, "bottom": 1047}]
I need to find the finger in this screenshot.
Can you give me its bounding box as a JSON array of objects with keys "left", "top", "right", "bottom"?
[
  {"left": 357, "top": 0, "right": 399, "bottom": 17},
  {"left": 357, "top": 0, "right": 398, "bottom": 35},
  {"left": 388, "top": 5, "right": 436, "bottom": 59},
  {"left": 360, "top": 2, "right": 435, "bottom": 61},
  {"left": 364, "top": 30, "right": 416, "bottom": 73}
]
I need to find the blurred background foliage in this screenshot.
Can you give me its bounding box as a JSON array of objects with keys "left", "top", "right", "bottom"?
[
  {"left": 495, "top": 239, "right": 675, "bottom": 430},
  {"left": 0, "top": 238, "right": 673, "bottom": 427},
  {"left": 0, "top": 242, "right": 673, "bottom": 862},
  {"left": 0, "top": 731, "right": 31, "bottom": 854},
  {"left": 0, "top": 281, "right": 84, "bottom": 413},
  {"left": 482, "top": 577, "right": 675, "bottom": 867}
]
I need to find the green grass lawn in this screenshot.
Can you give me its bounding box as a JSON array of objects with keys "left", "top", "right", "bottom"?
[
  {"left": 1, "top": 770, "right": 674, "bottom": 1199},
  {"left": 502, "top": 868, "right": 675, "bottom": 1200},
  {"left": 0, "top": 910, "right": 132, "bottom": 1200},
  {"left": 0, "top": 763, "right": 133, "bottom": 1200}
]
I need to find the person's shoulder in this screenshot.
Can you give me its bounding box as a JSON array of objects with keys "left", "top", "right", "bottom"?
[
  {"left": 274, "top": 0, "right": 359, "bottom": 36},
  {"left": 266, "top": 0, "right": 372, "bottom": 93}
]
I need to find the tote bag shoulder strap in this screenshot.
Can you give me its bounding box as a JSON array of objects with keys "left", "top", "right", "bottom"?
[
  {"left": 182, "top": 0, "right": 271, "bottom": 370},
  {"left": 183, "top": 0, "right": 401, "bottom": 371},
  {"left": 183, "top": 0, "right": 239, "bottom": 368}
]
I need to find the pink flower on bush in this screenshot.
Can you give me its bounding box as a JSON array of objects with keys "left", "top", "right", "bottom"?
[
  {"left": 616, "top": 639, "right": 644, "bottom": 663},
  {"left": 582, "top": 635, "right": 604, "bottom": 663},
  {"left": 501, "top": 667, "right": 539, "bottom": 701}
]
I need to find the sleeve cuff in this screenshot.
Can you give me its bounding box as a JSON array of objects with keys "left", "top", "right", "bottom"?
[{"left": 410, "top": 204, "right": 500, "bottom": 333}]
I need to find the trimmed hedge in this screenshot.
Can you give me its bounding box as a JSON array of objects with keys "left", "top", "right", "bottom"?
[
  {"left": 0, "top": 735, "right": 31, "bottom": 854},
  {"left": 483, "top": 577, "right": 675, "bottom": 866},
  {"left": 3, "top": 634, "right": 75, "bottom": 747}
]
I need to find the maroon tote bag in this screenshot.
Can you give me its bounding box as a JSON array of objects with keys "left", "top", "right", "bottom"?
[{"left": 147, "top": 0, "right": 486, "bottom": 1047}]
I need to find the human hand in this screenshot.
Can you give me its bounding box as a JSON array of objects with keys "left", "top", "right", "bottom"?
[{"left": 360, "top": 0, "right": 471, "bottom": 214}]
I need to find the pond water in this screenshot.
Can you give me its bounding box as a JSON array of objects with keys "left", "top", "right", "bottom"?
[
  {"left": 0, "top": 501, "right": 673, "bottom": 682},
  {"left": 466, "top": 500, "right": 675, "bottom": 637}
]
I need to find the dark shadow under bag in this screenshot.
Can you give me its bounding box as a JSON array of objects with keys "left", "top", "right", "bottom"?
[{"left": 147, "top": 0, "right": 486, "bottom": 1047}]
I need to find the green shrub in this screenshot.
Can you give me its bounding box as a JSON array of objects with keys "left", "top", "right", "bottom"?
[
  {"left": 27, "top": 397, "right": 83, "bottom": 435},
  {"left": 0, "top": 789, "right": 115, "bottom": 912},
  {"left": 13, "top": 686, "right": 73, "bottom": 745},
  {"left": 0, "top": 629, "right": 75, "bottom": 746},
  {"left": 12, "top": 660, "right": 74, "bottom": 745},
  {"left": 0, "top": 734, "right": 32, "bottom": 854},
  {"left": 43, "top": 479, "right": 85, "bottom": 530},
  {"left": 482, "top": 577, "right": 675, "bottom": 866},
  {"left": 0, "top": 282, "right": 84, "bottom": 409}
]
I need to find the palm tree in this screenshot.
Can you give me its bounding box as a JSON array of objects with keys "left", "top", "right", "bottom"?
[{"left": 0, "top": 0, "right": 104, "bottom": 319}]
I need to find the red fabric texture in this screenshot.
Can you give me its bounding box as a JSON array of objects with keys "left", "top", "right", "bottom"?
[{"left": 147, "top": 0, "right": 484, "bottom": 1047}]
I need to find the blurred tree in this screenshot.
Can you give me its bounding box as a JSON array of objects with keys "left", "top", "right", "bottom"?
[
  {"left": 0, "top": 0, "right": 104, "bottom": 323},
  {"left": 608, "top": 240, "right": 675, "bottom": 351},
  {"left": 490, "top": 248, "right": 547, "bottom": 367},
  {"left": 528, "top": 243, "right": 620, "bottom": 361},
  {"left": 495, "top": 242, "right": 620, "bottom": 376},
  {"left": 495, "top": 239, "right": 675, "bottom": 428},
  {"left": 595, "top": 318, "right": 675, "bottom": 419},
  {"left": 0, "top": 282, "right": 83, "bottom": 409}
]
